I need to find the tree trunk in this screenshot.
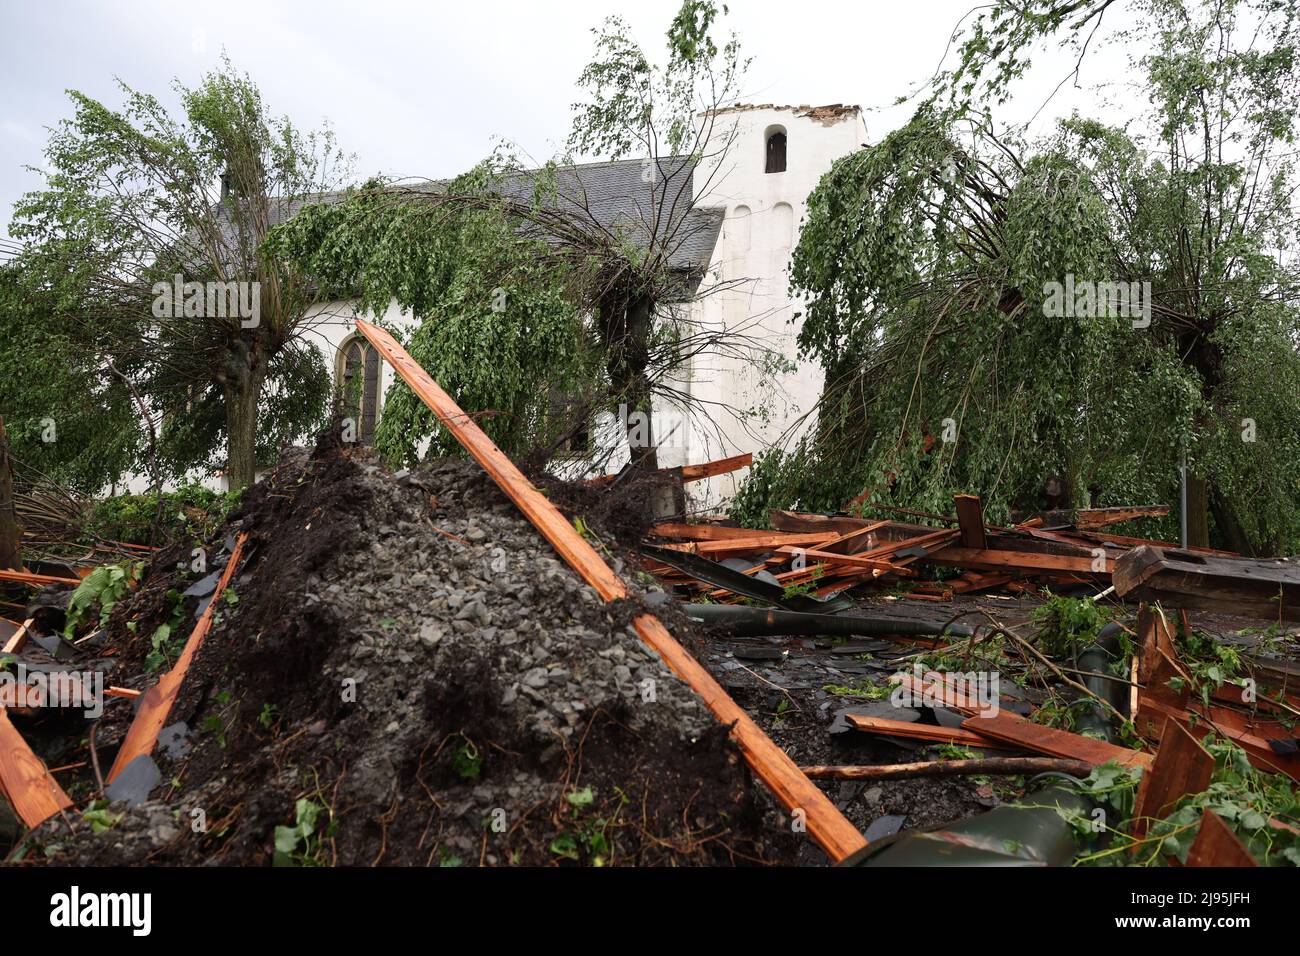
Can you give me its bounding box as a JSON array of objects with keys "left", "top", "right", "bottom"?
[
  {"left": 602, "top": 293, "right": 660, "bottom": 472},
  {"left": 224, "top": 364, "right": 265, "bottom": 493},
  {"left": 1185, "top": 472, "right": 1210, "bottom": 549},
  {"left": 0, "top": 416, "right": 21, "bottom": 571},
  {"left": 1210, "top": 485, "right": 1258, "bottom": 556}
]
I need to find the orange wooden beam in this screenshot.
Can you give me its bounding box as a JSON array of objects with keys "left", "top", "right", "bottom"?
[
  {"left": 0, "top": 569, "right": 79, "bottom": 587},
  {"left": 107, "top": 533, "right": 248, "bottom": 783},
  {"left": 355, "top": 318, "right": 867, "bottom": 862},
  {"left": 587, "top": 452, "right": 752, "bottom": 486},
  {"left": 963, "top": 713, "right": 1153, "bottom": 771},
  {"left": 0, "top": 708, "right": 72, "bottom": 829}
]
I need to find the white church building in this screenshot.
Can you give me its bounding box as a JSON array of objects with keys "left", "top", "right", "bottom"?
[{"left": 303, "top": 104, "right": 867, "bottom": 508}]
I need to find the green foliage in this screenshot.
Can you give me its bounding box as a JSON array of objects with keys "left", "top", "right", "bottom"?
[
  {"left": 81, "top": 800, "right": 125, "bottom": 834},
  {"left": 1169, "top": 629, "right": 1247, "bottom": 709},
  {"left": 570, "top": 1, "right": 745, "bottom": 160},
  {"left": 63, "top": 561, "right": 141, "bottom": 636},
  {"left": 450, "top": 736, "right": 483, "bottom": 781},
  {"left": 1072, "top": 739, "right": 1300, "bottom": 866},
  {"left": 269, "top": 170, "right": 601, "bottom": 464},
  {"left": 740, "top": 21, "right": 1300, "bottom": 553},
  {"left": 550, "top": 786, "right": 625, "bottom": 866},
  {"left": 1031, "top": 594, "right": 1111, "bottom": 657},
  {"left": 141, "top": 587, "right": 187, "bottom": 673},
  {"left": 273, "top": 798, "right": 330, "bottom": 867},
  {"left": 258, "top": 702, "right": 279, "bottom": 729},
  {"left": 821, "top": 681, "right": 890, "bottom": 700},
  {"left": 8, "top": 57, "right": 345, "bottom": 489},
  {"left": 84, "top": 483, "right": 238, "bottom": 546},
  {"left": 0, "top": 266, "right": 138, "bottom": 493}
]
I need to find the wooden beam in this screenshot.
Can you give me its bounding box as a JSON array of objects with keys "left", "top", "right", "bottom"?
[
  {"left": 773, "top": 546, "right": 903, "bottom": 575},
  {"left": 107, "top": 533, "right": 248, "bottom": 783},
  {"left": 680, "top": 453, "right": 752, "bottom": 482},
  {"left": 847, "top": 714, "right": 1017, "bottom": 750},
  {"left": 588, "top": 452, "right": 752, "bottom": 486},
  {"left": 1074, "top": 504, "right": 1171, "bottom": 529},
  {"left": 1133, "top": 717, "right": 1215, "bottom": 839},
  {"left": 657, "top": 532, "right": 835, "bottom": 558},
  {"left": 1114, "top": 546, "right": 1300, "bottom": 621},
  {"left": 355, "top": 319, "right": 867, "bottom": 862},
  {"left": 962, "top": 713, "right": 1153, "bottom": 770},
  {"left": 924, "top": 546, "right": 1108, "bottom": 576},
  {"left": 800, "top": 757, "right": 1093, "bottom": 780},
  {"left": 649, "top": 522, "right": 782, "bottom": 542},
  {"left": 0, "top": 708, "right": 72, "bottom": 829},
  {"left": 0, "top": 569, "right": 80, "bottom": 587},
  {"left": 1187, "top": 810, "right": 1257, "bottom": 867}
]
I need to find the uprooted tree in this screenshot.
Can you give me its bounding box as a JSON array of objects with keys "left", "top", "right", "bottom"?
[
  {"left": 731, "top": 0, "right": 1300, "bottom": 556},
  {"left": 269, "top": 0, "right": 774, "bottom": 478},
  {"left": 8, "top": 57, "right": 350, "bottom": 492}
]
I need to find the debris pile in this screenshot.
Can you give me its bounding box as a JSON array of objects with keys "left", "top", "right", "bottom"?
[{"left": 6, "top": 439, "right": 793, "bottom": 866}]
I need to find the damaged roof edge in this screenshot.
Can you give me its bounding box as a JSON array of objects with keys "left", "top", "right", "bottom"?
[{"left": 701, "top": 103, "right": 862, "bottom": 126}]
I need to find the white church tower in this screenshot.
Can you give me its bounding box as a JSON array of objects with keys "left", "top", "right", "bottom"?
[{"left": 666, "top": 104, "right": 867, "bottom": 508}]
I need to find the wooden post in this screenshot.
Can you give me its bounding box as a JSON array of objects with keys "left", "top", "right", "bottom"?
[{"left": 0, "top": 415, "right": 21, "bottom": 571}]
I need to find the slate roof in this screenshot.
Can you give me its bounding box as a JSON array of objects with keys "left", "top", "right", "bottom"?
[
  {"left": 214, "top": 156, "right": 721, "bottom": 281},
  {"left": 490, "top": 156, "right": 722, "bottom": 274}
]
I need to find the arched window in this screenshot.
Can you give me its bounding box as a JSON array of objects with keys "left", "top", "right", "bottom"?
[
  {"left": 765, "top": 127, "right": 787, "bottom": 174},
  {"left": 337, "top": 334, "right": 381, "bottom": 444}
]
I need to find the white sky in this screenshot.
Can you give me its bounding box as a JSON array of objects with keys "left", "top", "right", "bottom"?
[{"left": 0, "top": 0, "right": 1138, "bottom": 244}]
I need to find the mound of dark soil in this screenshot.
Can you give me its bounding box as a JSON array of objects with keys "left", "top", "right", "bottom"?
[{"left": 31, "top": 440, "right": 797, "bottom": 867}]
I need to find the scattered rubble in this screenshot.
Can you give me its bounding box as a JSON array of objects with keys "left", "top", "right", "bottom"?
[{"left": 1, "top": 334, "right": 1297, "bottom": 869}]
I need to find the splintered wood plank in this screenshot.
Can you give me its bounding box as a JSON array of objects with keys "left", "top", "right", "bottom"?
[
  {"left": 0, "top": 708, "right": 72, "bottom": 828},
  {"left": 657, "top": 532, "right": 835, "bottom": 558},
  {"left": 355, "top": 319, "right": 868, "bottom": 863},
  {"left": 107, "top": 533, "right": 247, "bottom": 783},
  {"left": 1115, "top": 546, "right": 1300, "bottom": 621},
  {"left": 773, "top": 546, "right": 903, "bottom": 574},
  {"left": 588, "top": 452, "right": 752, "bottom": 486},
  {"left": 923, "top": 546, "right": 1109, "bottom": 576},
  {"left": 1074, "top": 505, "right": 1171, "bottom": 529},
  {"left": 1134, "top": 695, "right": 1300, "bottom": 783},
  {"left": 1187, "top": 810, "right": 1258, "bottom": 867},
  {"left": 680, "top": 453, "right": 753, "bottom": 482},
  {"left": 889, "top": 672, "right": 998, "bottom": 716},
  {"left": 0, "top": 569, "right": 80, "bottom": 587},
  {"left": 963, "top": 713, "right": 1153, "bottom": 770},
  {"left": 1, "top": 617, "right": 33, "bottom": 655},
  {"left": 847, "top": 714, "right": 1017, "bottom": 750},
  {"left": 1133, "top": 717, "right": 1215, "bottom": 838},
  {"left": 649, "top": 523, "right": 786, "bottom": 542},
  {"left": 953, "top": 494, "right": 987, "bottom": 550}
]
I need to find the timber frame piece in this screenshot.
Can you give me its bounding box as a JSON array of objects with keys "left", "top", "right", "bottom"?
[{"left": 354, "top": 319, "right": 868, "bottom": 863}]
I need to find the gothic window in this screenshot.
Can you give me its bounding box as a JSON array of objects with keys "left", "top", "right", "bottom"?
[{"left": 338, "top": 335, "right": 381, "bottom": 444}]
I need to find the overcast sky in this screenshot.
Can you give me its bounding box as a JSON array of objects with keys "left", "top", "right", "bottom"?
[{"left": 0, "top": 0, "right": 1133, "bottom": 244}]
